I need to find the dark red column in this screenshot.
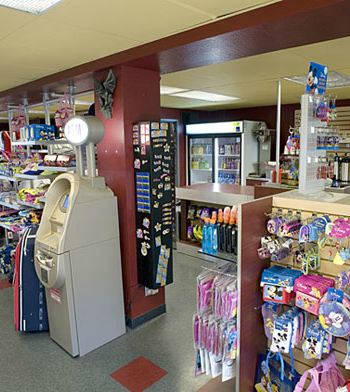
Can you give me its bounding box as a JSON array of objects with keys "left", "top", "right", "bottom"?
[{"left": 95, "top": 65, "right": 165, "bottom": 326}]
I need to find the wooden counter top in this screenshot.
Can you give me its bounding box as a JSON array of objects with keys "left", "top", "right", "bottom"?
[
  {"left": 273, "top": 190, "right": 350, "bottom": 215},
  {"left": 176, "top": 183, "right": 254, "bottom": 205}
]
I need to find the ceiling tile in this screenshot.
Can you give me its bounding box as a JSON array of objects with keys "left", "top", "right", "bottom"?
[
  {"left": 42, "top": 0, "right": 210, "bottom": 43},
  {"left": 288, "top": 37, "right": 350, "bottom": 70},
  {"left": 2, "top": 20, "right": 140, "bottom": 72},
  {"left": 0, "top": 6, "right": 34, "bottom": 40},
  {"left": 167, "top": 0, "right": 281, "bottom": 18}
]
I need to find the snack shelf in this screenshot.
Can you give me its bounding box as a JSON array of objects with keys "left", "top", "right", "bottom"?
[
  {"left": 16, "top": 200, "right": 44, "bottom": 210},
  {"left": 37, "top": 165, "right": 76, "bottom": 172},
  {"left": 11, "top": 139, "right": 70, "bottom": 146},
  {"left": 14, "top": 173, "right": 56, "bottom": 180},
  {"left": 0, "top": 175, "right": 19, "bottom": 182},
  {"left": 0, "top": 200, "right": 23, "bottom": 210},
  {"left": 0, "top": 222, "right": 23, "bottom": 234}
]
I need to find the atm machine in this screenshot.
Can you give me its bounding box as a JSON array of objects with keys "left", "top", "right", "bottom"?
[{"left": 34, "top": 116, "right": 125, "bottom": 357}]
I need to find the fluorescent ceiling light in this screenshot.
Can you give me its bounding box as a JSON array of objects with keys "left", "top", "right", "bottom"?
[
  {"left": 171, "top": 90, "right": 239, "bottom": 102},
  {"left": 160, "top": 86, "right": 187, "bottom": 95},
  {"left": 0, "top": 0, "right": 63, "bottom": 14},
  {"left": 284, "top": 71, "right": 350, "bottom": 88}
]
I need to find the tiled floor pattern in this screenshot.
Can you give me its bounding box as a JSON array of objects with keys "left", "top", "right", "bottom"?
[
  {"left": 111, "top": 356, "right": 167, "bottom": 391},
  {"left": 0, "top": 252, "right": 221, "bottom": 391}
]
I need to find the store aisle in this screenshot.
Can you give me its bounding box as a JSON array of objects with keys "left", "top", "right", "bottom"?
[{"left": 0, "top": 252, "right": 213, "bottom": 392}]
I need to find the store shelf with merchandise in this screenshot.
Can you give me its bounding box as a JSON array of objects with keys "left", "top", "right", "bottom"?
[
  {"left": 0, "top": 95, "right": 82, "bottom": 281},
  {"left": 11, "top": 139, "right": 70, "bottom": 146},
  {"left": 176, "top": 183, "right": 254, "bottom": 263},
  {"left": 214, "top": 189, "right": 350, "bottom": 391}
]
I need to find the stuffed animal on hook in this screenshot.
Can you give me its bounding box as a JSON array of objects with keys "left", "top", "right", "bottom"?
[{"left": 94, "top": 69, "right": 117, "bottom": 119}]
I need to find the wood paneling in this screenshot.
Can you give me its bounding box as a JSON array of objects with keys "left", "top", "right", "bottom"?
[
  {"left": 254, "top": 185, "right": 290, "bottom": 199},
  {"left": 96, "top": 65, "right": 165, "bottom": 323},
  {"left": 238, "top": 196, "right": 273, "bottom": 391}
]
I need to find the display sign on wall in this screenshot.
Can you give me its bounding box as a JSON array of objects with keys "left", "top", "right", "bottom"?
[{"left": 306, "top": 62, "right": 328, "bottom": 95}]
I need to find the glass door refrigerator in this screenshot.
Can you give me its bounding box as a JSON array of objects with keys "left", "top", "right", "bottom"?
[
  {"left": 186, "top": 121, "right": 264, "bottom": 185},
  {"left": 188, "top": 137, "right": 214, "bottom": 185},
  {"left": 215, "top": 135, "right": 241, "bottom": 184}
]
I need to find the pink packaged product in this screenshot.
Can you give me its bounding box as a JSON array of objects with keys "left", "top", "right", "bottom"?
[{"left": 294, "top": 275, "right": 334, "bottom": 315}]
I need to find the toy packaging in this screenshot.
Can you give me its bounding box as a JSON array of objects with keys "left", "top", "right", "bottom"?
[
  {"left": 302, "top": 319, "right": 332, "bottom": 360},
  {"left": 270, "top": 307, "right": 305, "bottom": 354},
  {"left": 24, "top": 124, "right": 56, "bottom": 141},
  {"left": 295, "top": 274, "right": 334, "bottom": 315},
  {"left": 261, "top": 266, "right": 302, "bottom": 304},
  {"left": 319, "top": 288, "right": 350, "bottom": 337},
  {"left": 194, "top": 264, "right": 238, "bottom": 382}
]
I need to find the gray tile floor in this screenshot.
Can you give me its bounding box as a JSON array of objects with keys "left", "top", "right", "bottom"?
[{"left": 0, "top": 252, "right": 211, "bottom": 392}]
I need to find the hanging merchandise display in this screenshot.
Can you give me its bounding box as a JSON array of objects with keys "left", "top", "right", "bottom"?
[
  {"left": 294, "top": 352, "right": 345, "bottom": 392},
  {"left": 299, "top": 94, "right": 339, "bottom": 193},
  {"left": 54, "top": 94, "right": 74, "bottom": 131},
  {"left": 194, "top": 263, "right": 238, "bottom": 382},
  {"left": 133, "top": 121, "right": 175, "bottom": 289},
  {"left": 319, "top": 288, "right": 350, "bottom": 337},
  {"left": 254, "top": 187, "right": 350, "bottom": 389},
  {"left": 255, "top": 351, "right": 300, "bottom": 392},
  {"left": 10, "top": 107, "right": 26, "bottom": 139},
  {"left": 281, "top": 127, "right": 300, "bottom": 187},
  {"left": 302, "top": 319, "right": 332, "bottom": 360}
]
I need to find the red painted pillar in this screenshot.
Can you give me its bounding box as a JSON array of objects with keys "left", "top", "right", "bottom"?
[{"left": 95, "top": 65, "right": 165, "bottom": 326}]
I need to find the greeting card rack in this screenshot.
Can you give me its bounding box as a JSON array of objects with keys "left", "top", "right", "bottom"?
[{"left": 133, "top": 121, "right": 175, "bottom": 289}]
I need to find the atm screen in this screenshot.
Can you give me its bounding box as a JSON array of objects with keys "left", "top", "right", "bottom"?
[{"left": 63, "top": 194, "right": 69, "bottom": 209}]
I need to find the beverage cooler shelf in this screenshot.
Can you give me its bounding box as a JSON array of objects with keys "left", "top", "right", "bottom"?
[{"left": 218, "top": 168, "right": 239, "bottom": 172}]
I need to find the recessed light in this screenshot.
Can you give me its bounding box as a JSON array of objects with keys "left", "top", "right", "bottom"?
[
  {"left": 284, "top": 71, "right": 350, "bottom": 88},
  {"left": 160, "top": 86, "right": 187, "bottom": 95},
  {"left": 0, "top": 0, "right": 63, "bottom": 15},
  {"left": 171, "top": 90, "right": 239, "bottom": 102}
]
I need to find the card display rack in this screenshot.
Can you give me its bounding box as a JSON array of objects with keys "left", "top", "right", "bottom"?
[{"left": 133, "top": 121, "right": 175, "bottom": 289}]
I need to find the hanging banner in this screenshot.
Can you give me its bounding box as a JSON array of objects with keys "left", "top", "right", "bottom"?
[{"left": 306, "top": 62, "right": 328, "bottom": 95}]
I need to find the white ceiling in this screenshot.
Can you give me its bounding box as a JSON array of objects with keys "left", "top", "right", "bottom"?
[
  {"left": 0, "top": 0, "right": 280, "bottom": 92},
  {"left": 160, "top": 37, "right": 350, "bottom": 110}
]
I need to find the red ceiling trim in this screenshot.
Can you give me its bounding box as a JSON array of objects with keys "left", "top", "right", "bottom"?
[{"left": 0, "top": 0, "right": 346, "bottom": 108}]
